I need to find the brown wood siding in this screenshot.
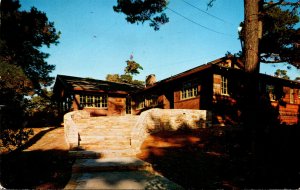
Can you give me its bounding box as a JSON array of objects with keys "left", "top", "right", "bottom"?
[
  {"left": 278, "top": 104, "right": 299, "bottom": 125},
  {"left": 275, "top": 87, "right": 300, "bottom": 125},
  {"left": 173, "top": 84, "right": 200, "bottom": 109},
  {"left": 73, "top": 95, "right": 126, "bottom": 116},
  {"left": 174, "top": 96, "right": 200, "bottom": 109}
]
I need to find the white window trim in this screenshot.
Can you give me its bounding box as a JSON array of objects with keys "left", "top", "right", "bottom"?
[
  {"left": 221, "top": 76, "right": 229, "bottom": 95},
  {"left": 181, "top": 80, "right": 198, "bottom": 100},
  {"left": 290, "top": 89, "right": 294, "bottom": 104},
  {"left": 266, "top": 84, "right": 276, "bottom": 101},
  {"left": 145, "top": 97, "right": 158, "bottom": 107},
  {"left": 80, "top": 94, "right": 108, "bottom": 108}
]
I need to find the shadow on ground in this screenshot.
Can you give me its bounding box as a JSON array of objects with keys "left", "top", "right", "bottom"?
[
  {"left": 137, "top": 127, "right": 300, "bottom": 189},
  {"left": 1, "top": 125, "right": 299, "bottom": 189},
  {"left": 0, "top": 149, "right": 74, "bottom": 189},
  {"left": 0, "top": 126, "right": 73, "bottom": 189}
]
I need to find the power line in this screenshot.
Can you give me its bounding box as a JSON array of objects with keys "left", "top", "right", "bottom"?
[
  {"left": 181, "top": 0, "right": 230, "bottom": 24},
  {"left": 166, "top": 7, "right": 232, "bottom": 36}
]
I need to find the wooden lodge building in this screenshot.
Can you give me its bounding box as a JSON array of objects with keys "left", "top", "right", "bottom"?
[{"left": 53, "top": 56, "right": 300, "bottom": 125}]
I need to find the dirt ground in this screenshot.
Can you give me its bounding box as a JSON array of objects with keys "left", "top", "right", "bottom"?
[
  {"left": 0, "top": 126, "right": 74, "bottom": 189},
  {"left": 1, "top": 125, "right": 300, "bottom": 189}
]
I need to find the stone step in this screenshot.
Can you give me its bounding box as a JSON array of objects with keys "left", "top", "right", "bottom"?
[
  {"left": 82, "top": 118, "right": 137, "bottom": 122},
  {"left": 79, "top": 135, "right": 130, "bottom": 140},
  {"left": 82, "top": 122, "right": 133, "bottom": 125},
  {"left": 78, "top": 130, "right": 132, "bottom": 136},
  {"left": 79, "top": 125, "right": 133, "bottom": 129},
  {"left": 79, "top": 140, "right": 131, "bottom": 146},
  {"left": 69, "top": 149, "right": 136, "bottom": 159},
  {"left": 82, "top": 116, "right": 137, "bottom": 120},
  {"left": 77, "top": 124, "right": 135, "bottom": 129},
  {"left": 79, "top": 143, "right": 132, "bottom": 149},
  {"left": 77, "top": 127, "right": 134, "bottom": 133},
  {"left": 65, "top": 170, "right": 184, "bottom": 190},
  {"left": 69, "top": 150, "right": 102, "bottom": 159},
  {"left": 79, "top": 144, "right": 132, "bottom": 150},
  {"left": 72, "top": 157, "right": 153, "bottom": 173},
  {"left": 80, "top": 136, "right": 131, "bottom": 144}
]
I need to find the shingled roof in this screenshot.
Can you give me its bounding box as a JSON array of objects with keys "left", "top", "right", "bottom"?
[
  {"left": 54, "top": 75, "right": 142, "bottom": 94},
  {"left": 141, "top": 56, "right": 243, "bottom": 90}
]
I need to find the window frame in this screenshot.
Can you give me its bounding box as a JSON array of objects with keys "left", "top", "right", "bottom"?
[
  {"left": 79, "top": 94, "right": 108, "bottom": 108},
  {"left": 180, "top": 80, "right": 198, "bottom": 100},
  {"left": 136, "top": 99, "right": 145, "bottom": 110},
  {"left": 290, "top": 88, "right": 294, "bottom": 104},
  {"left": 266, "top": 84, "right": 276, "bottom": 101},
  {"left": 221, "top": 76, "right": 229, "bottom": 95},
  {"left": 145, "top": 96, "right": 158, "bottom": 107}
]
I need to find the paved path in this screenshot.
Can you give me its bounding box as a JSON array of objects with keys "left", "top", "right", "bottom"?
[
  {"left": 65, "top": 170, "right": 182, "bottom": 190},
  {"left": 65, "top": 157, "right": 183, "bottom": 190},
  {"left": 23, "top": 126, "right": 183, "bottom": 190}
]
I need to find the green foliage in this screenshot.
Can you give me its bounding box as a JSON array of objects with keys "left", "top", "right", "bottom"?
[
  {"left": 0, "top": 61, "right": 28, "bottom": 129},
  {"left": 124, "top": 60, "right": 143, "bottom": 75},
  {"left": 239, "top": 4, "right": 300, "bottom": 68},
  {"left": 26, "top": 89, "right": 60, "bottom": 127},
  {"left": 113, "top": 0, "right": 169, "bottom": 30},
  {"left": 120, "top": 74, "right": 133, "bottom": 83},
  {"left": 260, "top": 5, "right": 299, "bottom": 66},
  {"left": 0, "top": 60, "right": 32, "bottom": 96},
  {"left": 1, "top": 0, "right": 60, "bottom": 94},
  {"left": 105, "top": 74, "right": 120, "bottom": 82},
  {"left": 0, "top": 0, "right": 60, "bottom": 150},
  {"left": 106, "top": 73, "right": 145, "bottom": 87},
  {"left": 106, "top": 58, "right": 145, "bottom": 87},
  {"left": 0, "top": 128, "right": 34, "bottom": 151},
  {"left": 274, "top": 69, "right": 290, "bottom": 80}
]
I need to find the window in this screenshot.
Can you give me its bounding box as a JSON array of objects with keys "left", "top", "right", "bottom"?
[
  {"left": 266, "top": 85, "right": 276, "bottom": 101},
  {"left": 181, "top": 80, "right": 198, "bottom": 99},
  {"left": 297, "top": 89, "right": 300, "bottom": 104},
  {"left": 221, "top": 76, "right": 228, "bottom": 95},
  {"left": 221, "top": 60, "right": 231, "bottom": 67},
  {"left": 80, "top": 95, "right": 107, "bottom": 108},
  {"left": 290, "top": 89, "right": 294, "bottom": 104},
  {"left": 145, "top": 96, "right": 158, "bottom": 107},
  {"left": 136, "top": 99, "right": 145, "bottom": 110}
]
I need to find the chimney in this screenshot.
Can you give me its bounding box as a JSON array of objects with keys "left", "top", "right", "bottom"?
[{"left": 145, "top": 74, "right": 156, "bottom": 87}]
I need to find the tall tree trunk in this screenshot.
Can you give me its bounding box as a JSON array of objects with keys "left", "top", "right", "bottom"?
[
  {"left": 244, "top": 0, "right": 260, "bottom": 73},
  {"left": 243, "top": 0, "right": 263, "bottom": 157}
]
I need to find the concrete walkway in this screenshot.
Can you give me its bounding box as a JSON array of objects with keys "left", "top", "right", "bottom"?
[
  {"left": 65, "top": 157, "right": 183, "bottom": 190},
  {"left": 65, "top": 170, "right": 182, "bottom": 190}
]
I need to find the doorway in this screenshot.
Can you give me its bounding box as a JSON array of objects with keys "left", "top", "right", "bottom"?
[{"left": 126, "top": 97, "right": 132, "bottom": 114}]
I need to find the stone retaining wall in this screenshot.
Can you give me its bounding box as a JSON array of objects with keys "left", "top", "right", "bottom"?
[
  {"left": 64, "top": 110, "right": 90, "bottom": 149},
  {"left": 131, "top": 108, "right": 212, "bottom": 154},
  {"left": 64, "top": 109, "right": 212, "bottom": 154}
]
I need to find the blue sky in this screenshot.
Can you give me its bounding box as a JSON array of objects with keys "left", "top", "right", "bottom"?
[{"left": 20, "top": 0, "right": 299, "bottom": 83}]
